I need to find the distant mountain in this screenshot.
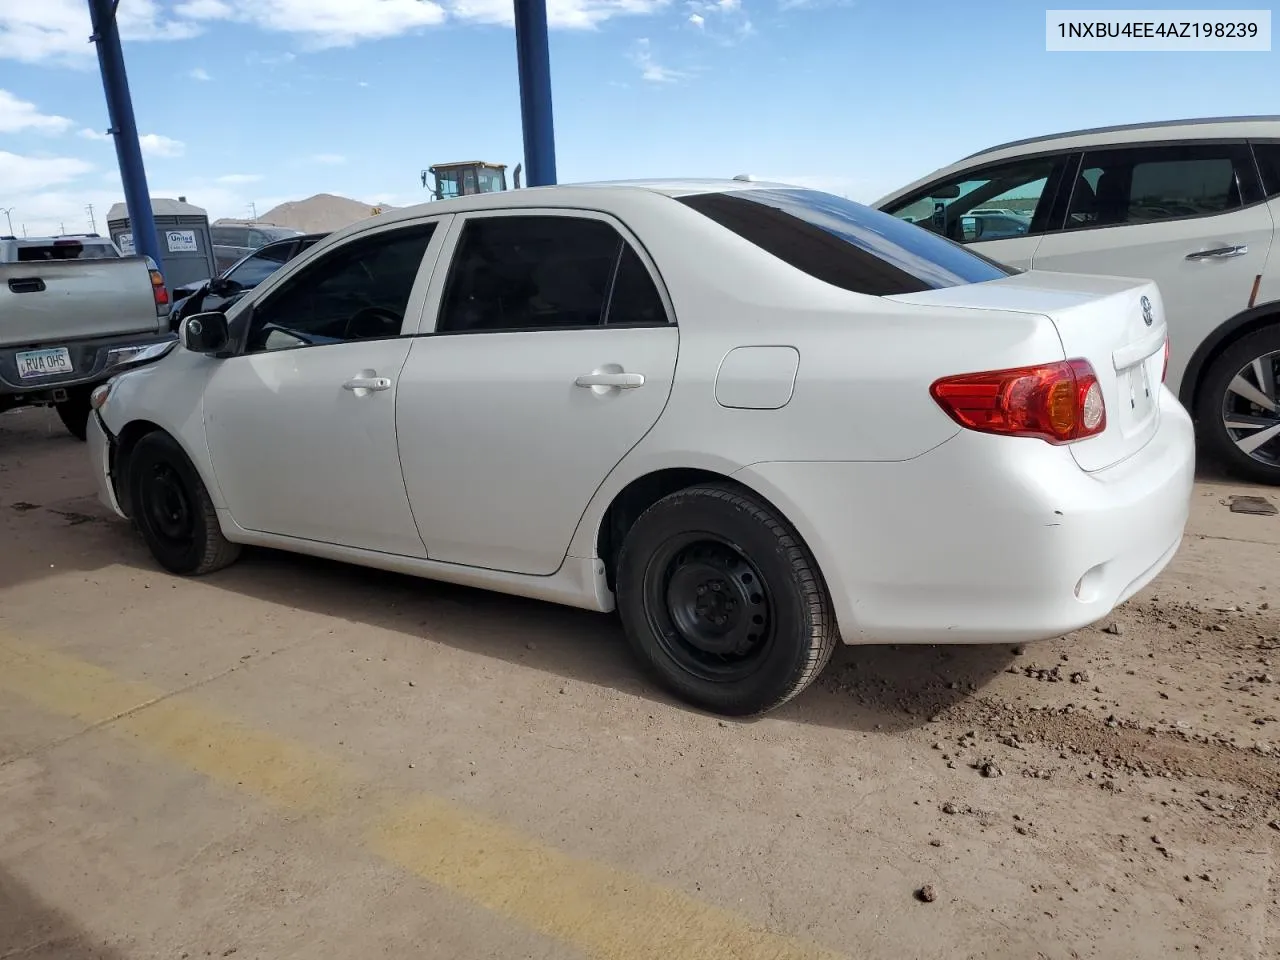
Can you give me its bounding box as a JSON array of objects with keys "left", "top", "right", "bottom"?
[{"left": 251, "top": 194, "right": 396, "bottom": 233}]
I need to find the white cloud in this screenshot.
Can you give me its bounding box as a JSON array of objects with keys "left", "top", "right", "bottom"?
[
  {"left": 189, "top": 67, "right": 213, "bottom": 81},
  {"left": 1, "top": 0, "right": 672, "bottom": 65},
  {"left": 217, "top": 173, "right": 265, "bottom": 184},
  {"left": 80, "top": 128, "right": 186, "bottom": 159},
  {"left": 449, "top": 0, "right": 669, "bottom": 29},
  {"left": 0, "top": 151, "right": 93, "bottom": 193},
  {"left": 684, "top": 0, "right": 752, "bottom": 41},
  {"left": 139, "top": 134, "right": 186, "bottom": 158},
  {"left": 309, "top": 153, "right": 347, "bottom": 165},
  {"left": 0, "top": 0, "right": 201, "bottom": 66},
  {"left": 0, "top": 89, "right": 72, "bottom": 134},
  {"left": 630, "top": 37, "right": 688, "bottom": 83}
]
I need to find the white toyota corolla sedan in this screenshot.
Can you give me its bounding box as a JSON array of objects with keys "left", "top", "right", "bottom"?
[{"left": 87, "top": 180, "right": 1195, "bottom": 716}]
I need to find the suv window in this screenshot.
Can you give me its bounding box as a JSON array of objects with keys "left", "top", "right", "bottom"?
[
  {"left": 225, "top": 242, "right": 294, "bottom": 289},
  {"left": 1255, "top": 142, "right": 1280, "bottom": 198},
  {"left": 243, "top": 223, "right": 435, "bottom": 353},
  {"left": 211, "top": 226, "right": 246, "bottom": 247},
  {"left": 883, "top": 157, "right": 1065, "bottom": 242},
  {"left": 679, "top": 188, "right": 1013, "bottom": 296},
  {"left": 1065, "top": 144, "right": 1250, "bottom": 229},
  {"left": 437, "top": 215, "right": 667, "bottom": 332}
]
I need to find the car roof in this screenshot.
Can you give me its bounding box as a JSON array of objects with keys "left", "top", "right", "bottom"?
[
  {"left": 962, "top": 114, "right": 1280, "bottom": 162},
  {"left": 364, "top": 179, "right": 795, "bottom": 222},
  {"left": 873, "top": 115, "right": 1280, "bottom": 209}
]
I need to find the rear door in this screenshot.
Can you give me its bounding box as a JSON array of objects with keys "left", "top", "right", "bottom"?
[
  {"left": 879, "top": 153, "right": 1073, "bottom": 270},
  {"left": 1029, "top": 141, "right": 1275, "bottom": 398},
  {"left": 395, "top": 209, "right": 679, "bottom": 575}
]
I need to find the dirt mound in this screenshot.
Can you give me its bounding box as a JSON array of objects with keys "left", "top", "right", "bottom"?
[{"left": 253, "top": 194, "right": 398, "bottom": 233}]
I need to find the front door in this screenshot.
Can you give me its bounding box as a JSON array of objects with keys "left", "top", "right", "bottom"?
[
  {"left": 1028, "top": 142, "right": 1275, "bottom": 398},
  {"left": 203, "top": 219, "right": 445, "bottom": 556},
  {"left": 396, "top": 210, "right": 679, "bottom": 575}
]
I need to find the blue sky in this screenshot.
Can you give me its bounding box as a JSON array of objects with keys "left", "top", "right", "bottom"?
[{"left": 0, "top": 0, "right": 1276, "bottom": 235}]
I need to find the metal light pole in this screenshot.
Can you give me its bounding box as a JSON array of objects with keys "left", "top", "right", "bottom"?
[
  {"left": 0, "top": 207, "right": 13, "bottom": 235},
  {"left": 513, "top": 0, "right": 557, "bottom": 187},
  {"left": 86, "top": 0, "right": 164, "bottom": 275}
]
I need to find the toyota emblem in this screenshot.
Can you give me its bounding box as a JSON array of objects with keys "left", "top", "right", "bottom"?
[{"left": 1140, "top": 295, "right": 1153, "bottom": 327}]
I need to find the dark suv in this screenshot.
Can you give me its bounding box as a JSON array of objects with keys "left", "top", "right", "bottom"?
[{"left": 209, "top": 223, "right": 305, "bottom": 274}]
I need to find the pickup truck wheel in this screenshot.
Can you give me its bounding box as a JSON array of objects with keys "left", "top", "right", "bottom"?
[
  {"left": 1197, "top": 326, "right": 1280, "bottom": 486},
  {"left": 127, "top": 431, "right": 240, "bottom": 576},
  {"left": 615, "top": 482, "right": 837, "bottom": 716},
  {"left": 55, "top": 390, "right": 90, "bottom": 441}
]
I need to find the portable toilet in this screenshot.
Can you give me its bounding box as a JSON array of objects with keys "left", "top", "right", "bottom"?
[{"left": 107, "top": 197, "right": 216, "bottom": 291}]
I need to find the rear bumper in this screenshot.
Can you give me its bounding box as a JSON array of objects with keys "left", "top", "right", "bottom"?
[
  {"left": 0, "top": 330, "right": 174, "bottom": 398},
  {"left": 88, "top": 412, "right": 127, "bottom": 520},
  {"left": 736, "top": 388, "right": 1196, "bottom": 644}
]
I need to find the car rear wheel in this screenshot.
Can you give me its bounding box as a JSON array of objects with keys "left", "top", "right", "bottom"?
[
  {"left": 127, "top": 431, "right": 241, "bottom": 575},
  {"left": 1197, "top": 325, "right": 1280, "bottom": 485},
  {"left": 615, "top": 482, "right": 837, "bottom": 716},
  {"left": 55, "top": 389, "right": 90, "bottom": 441}
]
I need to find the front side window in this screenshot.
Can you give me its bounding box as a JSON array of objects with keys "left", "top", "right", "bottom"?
[
  {"left": 680, "top": 188, "right": 1014, "bottom": 296},
  {"left": 1065, "top": 144, "right": 1249, "bottom": 228},
  {"left": 1254, "top": 142, "right": 1280, "bottom": 198},
  {"left": 437, "top": 215, "right": 668, "bottom": 333},
  {"left": 242, "top": 222, "right": 435, "bottom": 353},
  {"left": 883, "top": 157, "right": 1062, "bottom": 242}
]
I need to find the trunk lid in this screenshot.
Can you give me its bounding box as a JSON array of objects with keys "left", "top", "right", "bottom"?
[{"left": 888, "top": 270, "right": 1168, "bottom": 472}]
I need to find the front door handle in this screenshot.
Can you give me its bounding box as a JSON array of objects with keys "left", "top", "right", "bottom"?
[
  {"left": 575, "top": 372, "right": 645, "bottom": 389},
  {"left": 343, "top": 376, "right": 392, "bottom": 392},
  {"left": 1185, "top": 244, "right": 1248, "bottom": 261}
]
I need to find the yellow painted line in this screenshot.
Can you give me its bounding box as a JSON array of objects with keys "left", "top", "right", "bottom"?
[{"left": 0, "top": 636, "right": 844, "bottom": 960}]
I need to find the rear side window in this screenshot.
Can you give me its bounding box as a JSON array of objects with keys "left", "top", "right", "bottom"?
[
  {"left": 678, "top": 188, "right": 1014, "bottom": 296},
  {"left": 1065, "top": 143, "right": 1251, "bottom": 228},
  {"left": 438, "top": 215, "right": 668, "bottom": 332},
  {"left": 1255, "top": 142, "right": 1280, "bottom": 198}
]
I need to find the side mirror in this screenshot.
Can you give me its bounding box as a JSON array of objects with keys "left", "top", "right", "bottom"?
[{"left": 180, "top": 311, "right": 230, "bottom": 354}]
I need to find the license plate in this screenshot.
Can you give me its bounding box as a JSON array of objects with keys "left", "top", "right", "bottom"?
[{"left": 16, "top": 347, "right": 73, "bottom": 379}]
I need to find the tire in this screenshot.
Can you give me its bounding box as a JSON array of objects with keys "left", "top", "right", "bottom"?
[
  {"left": 1196, "top": 325, "right": 1280, "bottom": 486},
  {"left": 55, "top": 390, "right": 90, "bottom": 441},
  {"left": 615, "top": 482, "right": 837, "bottom": 716},
  {"left": 126, "top": 431, "right": 241, "bottom": 575}
]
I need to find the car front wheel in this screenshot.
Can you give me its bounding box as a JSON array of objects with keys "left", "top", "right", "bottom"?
[
  {"left": 1197, "top": 325, "right": 1280, "bottom": 485},
  {"left": 615, "top": 482, "right": 837, "bottom": 716},
  {"left": 127, "top": 431, "right": 241, "bottom": 576}
]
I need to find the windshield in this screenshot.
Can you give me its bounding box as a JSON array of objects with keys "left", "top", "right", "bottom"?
[{"left": 678, "top": 187, "right": 1014, "bottom": 296}]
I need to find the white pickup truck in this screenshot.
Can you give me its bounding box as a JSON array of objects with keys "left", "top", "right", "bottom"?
[{"left": 1, "top": 234, "right": 176, "bottom": 439}]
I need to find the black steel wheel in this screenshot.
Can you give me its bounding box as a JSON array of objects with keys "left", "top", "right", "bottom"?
[
  {"left": 127, "top": 430, "right": 241, "bottom": 575},
  {"left": 616, "top": 482, "right": 836, "bottom": 716}
]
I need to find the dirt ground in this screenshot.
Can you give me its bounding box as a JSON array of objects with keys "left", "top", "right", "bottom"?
[{"left": 1, "top": 405, "right": 1277, "bottom": 960}]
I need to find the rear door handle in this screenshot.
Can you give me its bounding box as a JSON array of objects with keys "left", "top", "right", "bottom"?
[
  {"left": 574, "top": 372, "right": 644, "bottom": 389},
  {"left": 1185, "top": 244, "right": 1248, "bottom": 261},
  {"left": 342, "top": 376, "right": 392, "bottom": 392},
  {"left": 7, "top": 278, "right": 45, "bottom": 294}
]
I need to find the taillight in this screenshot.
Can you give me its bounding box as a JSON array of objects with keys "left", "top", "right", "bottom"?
[
  {"left": 930, "top": 359, "right": 1107, "bottom": 444},
  {"left": 1161, "top": 336, "right": 1170, "bottom": 383},
  {"left": 149, "top": 266, "right": 170, "bottom": 313}
]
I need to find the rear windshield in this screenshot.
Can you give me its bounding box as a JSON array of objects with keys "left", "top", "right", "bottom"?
[
  {"left": 16, "top": 241, "right": 119, "bottom": 261},
  {"left": 677, "top": 188, "right": 1014, "bottom": 296}
]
